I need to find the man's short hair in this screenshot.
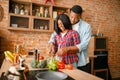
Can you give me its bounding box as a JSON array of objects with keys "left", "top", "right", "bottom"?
[{"left": 71, "top": 5, "right": 83, "bottom": 14}]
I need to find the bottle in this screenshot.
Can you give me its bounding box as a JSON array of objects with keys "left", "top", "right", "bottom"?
[
  {"left": 40, "top": 6, "right": 44, "bottom": 17},
  {"left": 20, "top": 4, "right": 25, "bottom": 15},
  {"left": 14, "top": 45, "right": 20, "bottom": 64},
  {"left": 37, "top": 50, "right": 40, "bottom": 62},
  {"left": 45, "top": 25, "right": 48, "bottom": 30},
  {"left": 44, "top": 8, "right": 48, "bottom": 17},
  {"left": 35, "top": 9, "right": 40, "bottom": 16},
  {"left": 25, "top": 9, "right": 29, "bottom": 15},
  {"left": 14, "top": 4, "right": 19, "bottom": 14},
  {"left": 34, "top": 49, "right": 38, "bottom": 61}
]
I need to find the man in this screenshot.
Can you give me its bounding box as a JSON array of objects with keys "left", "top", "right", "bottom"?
[{"left": 48, "top": 5, "right": 92, "bottom": 73}]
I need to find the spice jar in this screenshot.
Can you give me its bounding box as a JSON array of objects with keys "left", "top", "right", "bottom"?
[
  {"left": 36, "top": 9, "right": 40, "bottom": 16},
  {"left": 44, "top": 8, "right": 48, "bottom": 17},
  {"left": 40, "top": 6, "right": 44, "bottom": 17},
  {"left": 20, "top": 4, "right": 25, "bottom": 15},
  {"left": 14, "top": 4, "right": 19, "bottom": 14}
]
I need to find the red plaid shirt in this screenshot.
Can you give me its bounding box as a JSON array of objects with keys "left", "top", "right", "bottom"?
[{"left": 54, "top": 30, "right": 80, "bottom": 64}]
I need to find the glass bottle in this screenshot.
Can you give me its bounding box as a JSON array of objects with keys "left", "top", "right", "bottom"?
[
  {"left": 40, "top": 6, "right": 44, "bottom": 17},
  {"left": 14, "top": 4, "right": 19, "bottom": 14},
  {"left": 44, "top": 8, "right": 48, "bottom": 17},
  {"left": 25, "top": 9, "right": 29, "bottom": 15},
  {"left": 20, "top": 4, "right": 25, "bottom": 15},
  {"left": 36, "top": 9, "right": 40, "bottom": 16}
]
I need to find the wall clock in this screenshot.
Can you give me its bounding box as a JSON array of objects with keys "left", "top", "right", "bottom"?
[{"left": 0, "top": 5, "right": 4, "bottom": 22}]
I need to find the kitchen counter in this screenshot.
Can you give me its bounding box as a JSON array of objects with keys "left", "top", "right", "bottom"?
[{"left": 0, "top": 56, "right": 103, "bottom": 80}]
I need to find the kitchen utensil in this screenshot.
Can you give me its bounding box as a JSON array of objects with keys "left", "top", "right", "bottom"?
[{"left": 36, "top": 71, "right": 68, "bottom": 80}]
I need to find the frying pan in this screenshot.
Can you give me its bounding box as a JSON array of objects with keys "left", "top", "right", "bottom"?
[{"left": 36, "top": 71, "right": 68, "bottom": 80}]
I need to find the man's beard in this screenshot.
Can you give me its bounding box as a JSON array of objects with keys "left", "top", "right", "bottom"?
[{"left": 72, "top": 20, "right": 79, "bottom": 25}]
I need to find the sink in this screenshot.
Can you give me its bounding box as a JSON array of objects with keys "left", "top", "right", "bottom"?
[{"left": 35, "top": 71, "right": 68, "bottom": 80}]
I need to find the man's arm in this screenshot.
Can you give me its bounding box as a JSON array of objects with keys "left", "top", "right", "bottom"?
[
  {"left": 56, "top": 24, "right": 92, "bottom": 55},
  {"left": 48, "top": 31, "right": 57, "bottom": 53},
  {"left": 48, "top": 31, "right": 57, "bottom": 43},
  {"left": 76, "top": 24, "right": 92, "bottom": 52}
]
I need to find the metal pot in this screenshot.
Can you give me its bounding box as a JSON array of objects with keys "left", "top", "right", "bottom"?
[{"left": 36, "top": 71, "right": 68, "bottom": 80}]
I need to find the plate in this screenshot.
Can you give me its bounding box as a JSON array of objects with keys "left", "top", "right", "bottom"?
[{"left": 36, "top": 71, "right": 68, "bottom": 80}]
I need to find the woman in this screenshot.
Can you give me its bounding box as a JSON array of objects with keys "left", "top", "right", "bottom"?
[{"left": 53, "top": 14, "right": 80, "bottom": 67}]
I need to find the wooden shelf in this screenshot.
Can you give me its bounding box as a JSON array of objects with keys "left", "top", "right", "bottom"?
[
  {"left": 8, "top": 0, "right": 70, "bottom": 32},
  {"left": 9, "top": 13, "right": 31, "bottom": 18}
]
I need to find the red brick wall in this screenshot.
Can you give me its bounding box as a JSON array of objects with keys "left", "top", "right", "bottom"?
[{"left": 0, "top": 0, "right": 120, "bottom": 78}]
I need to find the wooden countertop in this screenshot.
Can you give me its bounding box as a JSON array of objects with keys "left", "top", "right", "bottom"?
[{"left": 0, "top": 56, "right": 103, "bottom": 80}]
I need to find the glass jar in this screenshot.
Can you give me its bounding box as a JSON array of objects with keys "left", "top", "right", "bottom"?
[
  {"left": 40, "top": 6, "right": 44, "bottom": 17},
  {"left": 14, "top": 4, "right": 19, "bottom": 14},
  {"left": 20, "top": 4, "right": 25, "bottom": 15},
  {"left": 36, "top": 9, "right": 40, "bottom": 16},
  {"left": 44, "top": 8, "right": 48, "bottom": 17}
]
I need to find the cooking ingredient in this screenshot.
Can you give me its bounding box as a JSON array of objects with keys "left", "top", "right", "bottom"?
[
  {"left": 47, "top": 57, "right": 58, "bottom": 71},
  {"left": 20, "top": 4, "right": 25, "bottom": 15},
  {"left": 30, "top": 56, "right": 46, "bottom": 68},
  {"left": 66, "top": 64, "right": 73, "bottom": 70},
  {"left": 44, "top": 8, "right": 48, "bottom": 17},
  {"left": 14, "top": 4, "right": 19, "bottom": 14},
  {"left": 40, "top": 6, "right": 44, "bottom": 17},
  {"left": 57, "top": 61, "right": 65, "bottom": 69},
  {"left": 14, "top": 53, "right": 19, "bottom": 64},
  {"left": 34, "top": 49, "right": 38, "bottom": 61},
  {"left": 30, "top": 60, "right": 38, "bottom": 68},
  {"left": 4, "top": 51, "right": 15, "bottom": 63},
  {"left": 39, "top": 56, "right": 44, "bottom": 60},
  {"left": 48, "top": 63, "right": 57, "bottom": 71},
  {"left": 37, "top": 60, "right": 47, "bottom": 68}
]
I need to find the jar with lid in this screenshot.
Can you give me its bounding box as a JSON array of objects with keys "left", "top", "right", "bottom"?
[
  {"left": 44, "top": 8, "right": 48, "bottom": 17},
  {"left": 20, "top": 4, "right": 25, "bottom": 15},
  {"left": 14, "top": 4, "right": 19, "bottom": 14},
  {"left": 45, "top": 25, "right": 48, "bottom": 30},
  {"left": 40, "top": 6, "right": 44, "bottom": 17},
  {"left": 35, "top": 9, "right": 40, "bottom": 16},
  {"left": 25, "top": 9, "right": 29, "bottom": 15}
]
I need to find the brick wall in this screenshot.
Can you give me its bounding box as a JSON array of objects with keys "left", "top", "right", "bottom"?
[{"left": 0, "top": 0, "right": 120, "bottom": 78}]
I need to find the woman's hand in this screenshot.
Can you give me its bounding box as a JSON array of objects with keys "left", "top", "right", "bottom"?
[
  {"left": 56, "top": 46, "right": 79, "bottom": 56},
  {"left": 47, "top": 42, "right": 55, "bottom": 54},
  {"left": 56, "top": 47, "right": 68, "bottom": 56}
]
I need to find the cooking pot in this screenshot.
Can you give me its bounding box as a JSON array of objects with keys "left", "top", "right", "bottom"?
[{"left": 36, "top": 71, "right": 68, "bottom": 80}]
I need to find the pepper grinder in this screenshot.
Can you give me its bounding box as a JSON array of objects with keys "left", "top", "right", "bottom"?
[{"left": 19, "top": 56, "right": 25, "bottom": 70}]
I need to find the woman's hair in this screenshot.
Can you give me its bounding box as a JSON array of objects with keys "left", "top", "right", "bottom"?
[{"left": 54, "top": 14, "right": 72, "bottom": 34}]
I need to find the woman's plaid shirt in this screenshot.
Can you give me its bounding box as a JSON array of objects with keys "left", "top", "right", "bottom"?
[{"left": 55, "top": 30, "right": 80, "bottom": 64}]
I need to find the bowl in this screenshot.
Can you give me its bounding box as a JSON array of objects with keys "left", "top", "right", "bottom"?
[{"left": 36, "top": 71, "right": 68, "bottom": 80}]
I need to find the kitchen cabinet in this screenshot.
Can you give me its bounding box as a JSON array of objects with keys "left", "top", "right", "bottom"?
[
  {"left": 88, "top": 36, "right": 110, "bottom": 80},
  {"left": 8, "top": 0, "right": 70, "bottom": 32}
]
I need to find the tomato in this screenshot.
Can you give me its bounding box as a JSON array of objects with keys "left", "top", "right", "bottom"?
[
  {"left": 66, "top": 64, "right": 73, "bottom": 70},
  {"left": 39, "top": 56, "right": 44, "bottom": 60},
  {"left": 57, "top": 61, "right": 65, "bottom": 69}
]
